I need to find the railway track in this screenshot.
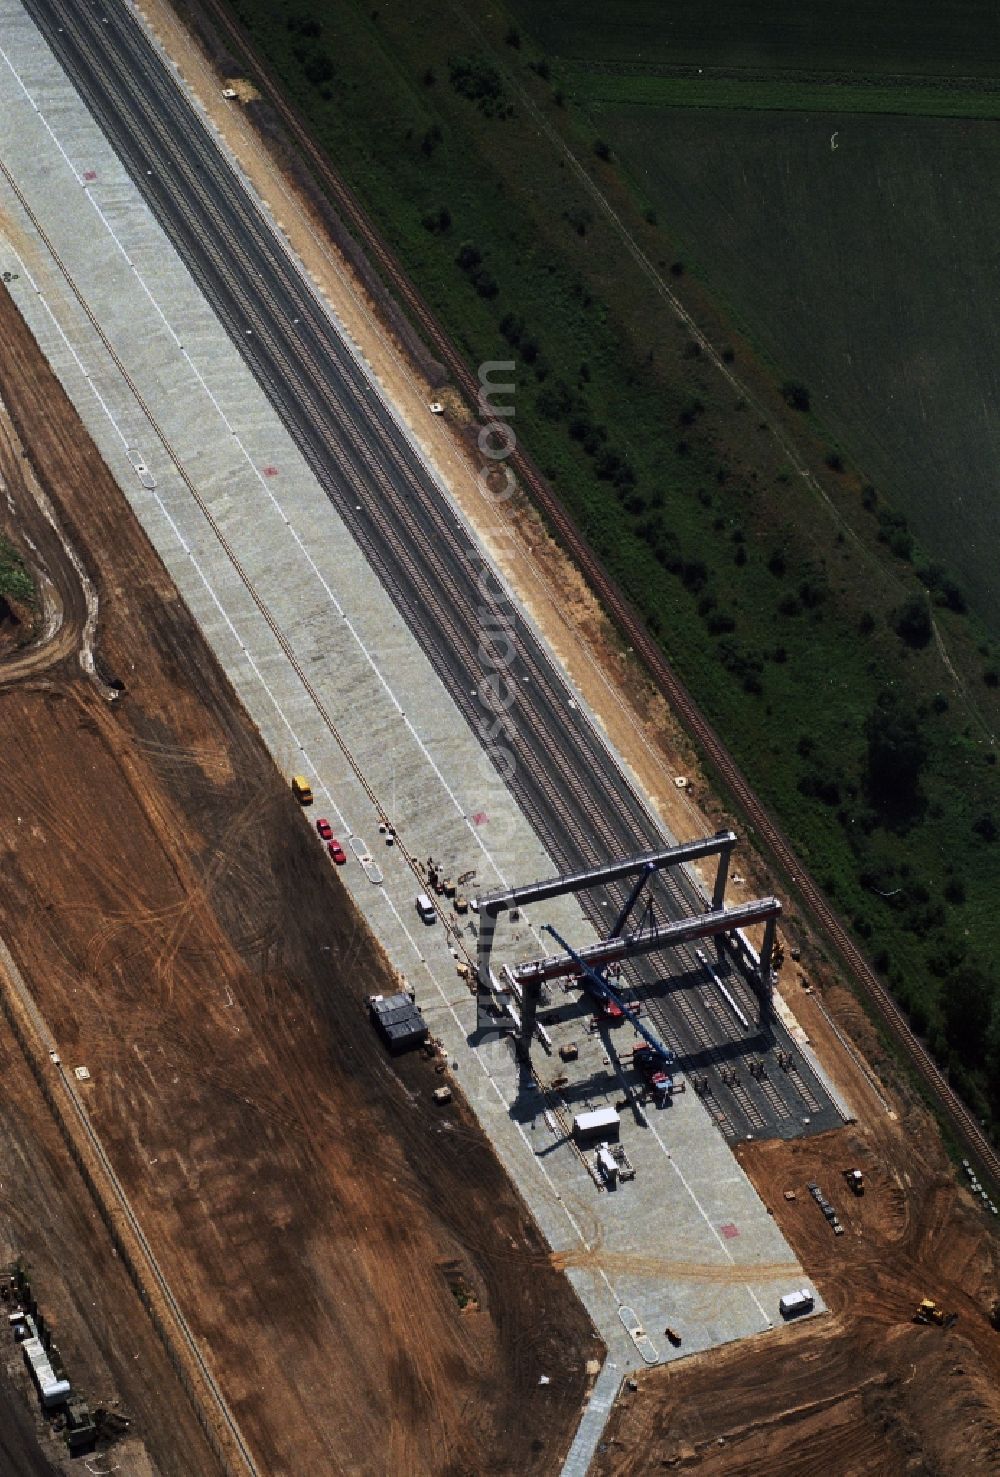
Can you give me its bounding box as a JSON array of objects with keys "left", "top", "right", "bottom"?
[
  {"left": 14, "top": 0, "right": 840, "bottom": 1143},
  {"left": 184, "top": 0, "right": 1000, "bottom": 1187}
]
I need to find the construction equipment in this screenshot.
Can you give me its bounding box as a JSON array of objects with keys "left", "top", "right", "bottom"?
[
  {"left": 595, "top": 1140, "right": 636, "bottom": 1188},
  {"left": 843, "top": 1168, "right": 864, "bottom": 1196},
  {"left": 542, "top": 924, "right": 677, "bottom": 1090},
  {"left": 914, "top": 1298, "right": 958, "bottom": 1329},
  {"left": 632, "top": 1044, "right": 673, "bottom": 1100},
  {"left": 808, "top": 1182, "right": 845, "bottom": 1235}
]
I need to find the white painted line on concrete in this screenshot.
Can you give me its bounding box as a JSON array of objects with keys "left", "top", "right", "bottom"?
[
  {"left": 5, "top": 47, "right": 517, "bottom": 902},
  {"left": 642, "top": 1112, "right": 772, "bottom": 1326}
]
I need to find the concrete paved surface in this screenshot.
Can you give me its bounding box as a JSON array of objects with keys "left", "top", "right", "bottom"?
[{"left": 0, "top": 0, "right": 828, "bottom": 1420}]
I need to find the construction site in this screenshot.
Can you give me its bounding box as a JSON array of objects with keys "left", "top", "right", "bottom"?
[{"left": 0, "top": 1, "right": 997, "bottom": 1473}]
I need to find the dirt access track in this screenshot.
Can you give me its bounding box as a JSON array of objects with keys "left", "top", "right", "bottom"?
[
  {"left": 0, "top": 284, "right": 598, "bottom": 1474},
  {"left": 596, "top": 987, "right": 1000, "bottom": 1475}
]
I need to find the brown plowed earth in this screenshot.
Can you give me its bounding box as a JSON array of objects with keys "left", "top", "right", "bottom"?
[
  {"left": 181, "top": 0, "right": 1000, "bottom": 1192},
  {"left": 595, "top": 1087, "right": 1000, "bottom": 1476},
  {"left": 0, "top": 287, "right": 598, "bottom": 1474},
  {"left": 0, "top": 1009, "right": 219, "bottom": 1476},
  {"left": 0, "top": 398, "right": 88, "bottom": 685}
]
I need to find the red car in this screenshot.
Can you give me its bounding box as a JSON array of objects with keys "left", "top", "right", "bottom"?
[
  {"left": 328, "top": 839, "right": 347, "bottom": 865},
  {"left": 316, "top": 817, "right": 333, "bottom": 841}
]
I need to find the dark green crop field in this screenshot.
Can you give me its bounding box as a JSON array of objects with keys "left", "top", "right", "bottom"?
[
  {"left": 599, "top": 107, "right": 1000, "bottom": 629},
  {"left": 514, "top": 0, "right": 1000, "bottom": 78},
  {"left": 215, "top": 0, "right": 1000, "bottom": 1134}
]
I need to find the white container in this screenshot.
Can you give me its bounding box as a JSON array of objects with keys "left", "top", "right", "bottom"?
[{"left": 573, "top": 1107, "right": 620, "bottom": 1144}]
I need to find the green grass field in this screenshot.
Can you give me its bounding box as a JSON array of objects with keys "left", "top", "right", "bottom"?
[{"left": 217, "top": 0, "right": 1000, "bottom": 1131}]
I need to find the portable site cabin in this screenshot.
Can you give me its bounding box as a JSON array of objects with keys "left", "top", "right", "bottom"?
[
  {"left": 369, "top": 992, "right": 428, "bottom": 1053},
  {"left": 573, "top": 1107, "right": 620, "bottom": 1145}
]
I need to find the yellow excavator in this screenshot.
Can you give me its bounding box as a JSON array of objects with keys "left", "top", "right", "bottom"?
[{"left": 914, "top": 1298, "right": 958, "bottom": 1329}]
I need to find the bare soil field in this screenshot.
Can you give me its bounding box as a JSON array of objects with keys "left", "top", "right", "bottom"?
[
  {"left": 0, "top": 1017, "right": 218, "bottom": 1475},
  {"left": 595, "top": 993, "right": 1000, "bottom": 1475},
  {"left": 0, "top": 284, "right": 598, "bottom": 1474}
]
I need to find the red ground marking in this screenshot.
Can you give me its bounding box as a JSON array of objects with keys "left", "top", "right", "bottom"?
[
  {"left": 471, "top": 811, "right": 489, "bottom": 826},
  {"left": 82, "top": 170, "right": 97, "bottom": 182},
  {"left": 719, "top": 1223, "right": 740, "bottom": 1239},
  {"left": 263, "top": 465, "right": 279, "bottom": 478}
]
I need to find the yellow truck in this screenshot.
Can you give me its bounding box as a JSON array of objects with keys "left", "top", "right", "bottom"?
[{"left": 291, "top": 775, "right": 313, "bottom": 805}]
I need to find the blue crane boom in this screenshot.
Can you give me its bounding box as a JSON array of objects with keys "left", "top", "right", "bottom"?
[{"left": 543, "top": 924, "right": 675, "bottom": 1069}]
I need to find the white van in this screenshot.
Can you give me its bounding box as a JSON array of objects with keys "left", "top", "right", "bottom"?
[{"left": 415, "top": 893, "right": 437, "bottom": 925}]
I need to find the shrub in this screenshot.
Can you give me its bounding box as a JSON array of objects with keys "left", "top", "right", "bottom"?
[
  {"left": 864, "top": 692, "right": 927, "bottom": 817},
  {"left": 593, "top": 138, "right": 611, "bottom": 161},
  {"left": 894, "top": 595, "right": 932, "bottom": 649},
  {"left": 781, "top": 380, "right": 810, "bottom": 412},
  {"left": 973, "top": 813, "right": 998, "bottom": 843},
  {"left": 455, "top": 240, "right": 482, "bottom": 271},
  {"left": 420, "top": 124, "right": 443, "bottom": 156},
  {"left": 877, "top": 507, "right": 913, "bottom": 560},
  {"left": 421, "top": 204, "right": 451, "bottom": 233},
  {"left": 681, "top": 560, "right": 708, "bottom": 593},
  {"left": 303, "top": 53, "right": 335, "bottom": 88},
  {"left": 918, "top": 562, "right": 967, "bottom": 614},
  {"left": 450, "top": 56, "right": 508, "bottom": 116}
]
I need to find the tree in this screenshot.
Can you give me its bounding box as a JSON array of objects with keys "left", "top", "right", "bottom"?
[
  {"left": 942, "top": 964, "right": 992, "bottom": 1068},
  {"left": 894, "top": 595, "right": 932, "bottom": 649},
  {"left": 781, "top": 380, "right": 810, "bottom": 412},
  {"left": 864, "top": 693, "right": 927, "bottom": 817}
]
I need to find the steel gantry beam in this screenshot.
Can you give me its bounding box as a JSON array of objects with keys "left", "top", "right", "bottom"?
[
  {"left": 475, "top": 833, "right": 737, "bottom": 988},
  {"left": 512, "top": 897, "right": 781, "bottom": 989},
  {"left": 512, "top": 897, "right": 781, "bottom": 1060}
]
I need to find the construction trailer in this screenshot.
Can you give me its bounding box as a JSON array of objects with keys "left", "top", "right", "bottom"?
[
  {"left": 22, "top": 1335, "right": 70, "bottom": 1409},
  {"left": 368, "top": 992, "right": 428, "bottom": 1053},
  {"left": 573, "top": 1107, "right": 621, "bottom": 1146}
]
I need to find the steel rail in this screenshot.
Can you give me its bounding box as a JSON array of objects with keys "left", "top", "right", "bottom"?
[
  {"left": 183, "top": 0, "right": 1000, "bottom": 1186},
  {"left": 22, "top": 0, "right": 836, "bottom": 1139}
]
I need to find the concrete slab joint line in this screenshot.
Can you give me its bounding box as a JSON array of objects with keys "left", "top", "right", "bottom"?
[{"left": 0, "top": 1, "right": 829, "bottom": 1463}]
